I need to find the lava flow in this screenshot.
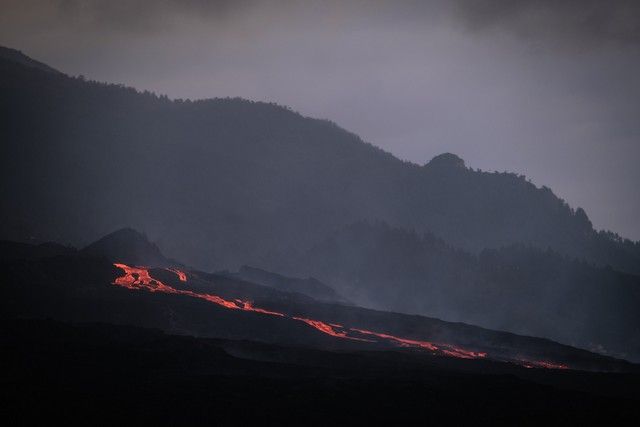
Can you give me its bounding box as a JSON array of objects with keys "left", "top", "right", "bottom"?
[
  {"left": 112, "top": 263, "right": 567, "bottom": 368},
  {"left": 167, "top": 268, "right": 187, "bottom": 282},
  {"left": 351, "top": 328, "right": 439, "bottom": 351},
  {"left": 293, "top": 318, "right": 372, "bottom": 341},
  {"left": 113, "top": 263, "right": 277, "bottom": 312},
  {"left": 351, "top": 328, "right": 488, "bottom": 359},
  {"left": 517, "top": 359, "right": 569, "bottom": 370}
]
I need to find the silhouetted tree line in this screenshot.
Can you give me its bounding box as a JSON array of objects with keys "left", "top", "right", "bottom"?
[{"left": 2, "top": 52, "right": 639, "bottom": 275}]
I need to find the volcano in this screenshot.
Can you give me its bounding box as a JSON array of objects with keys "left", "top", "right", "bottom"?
[
  {"left": 2, "top": 229, "right": 640, "bottom": 423},
  {"left": 2, "top": 47, "right": 640, "bottom": 424},
  {"left": 81, "top": 227, "right": 171, "bottom": 266},
  {"left": 2, "top": 47, "right": 640, "bottom": 365},
  {"left": 3, "top": 229, "right": 635, "bottom": 371},
  {"left": 0, "top": 229, "right": 640, "bottom": 422}
]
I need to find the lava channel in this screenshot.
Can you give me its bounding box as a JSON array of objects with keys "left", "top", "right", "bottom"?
[
  {"left": 112, "top": 263, "right": 566, "bottom": 368},
  {"left": 166, "top": 268, "right": 187, "bottom": 282},
  {"left": 517, "top": 359, "right": 569, "bottom": 370}
]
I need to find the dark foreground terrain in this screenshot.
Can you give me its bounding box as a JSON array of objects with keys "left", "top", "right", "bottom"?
[
  {"left": 1, "top": 319, "right": 639, "bottom": 425},
  {"left": 2, "top": 232, "right": 639, "bottom": 425}
]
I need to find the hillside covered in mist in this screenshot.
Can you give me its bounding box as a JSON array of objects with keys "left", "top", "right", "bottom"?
[
  {"left": 290, "top": 221, "right": 640, "bottom": 359},
  {"left": 2, "top": 47, "right": 638, "bottom": 277}
]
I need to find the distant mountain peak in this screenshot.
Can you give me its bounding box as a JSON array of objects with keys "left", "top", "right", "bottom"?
[
  {"left": 81, "top": 228, "right": 168, "bottom": 266},
  {"left": 0, "top": 46, "right": 61, "bottom": 74},
  {"left": 424, "top": 153, "right": 466, "bottom": 170}
]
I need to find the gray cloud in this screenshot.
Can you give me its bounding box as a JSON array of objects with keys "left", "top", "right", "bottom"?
[
  {"left": 450, "top": 0, "right": 640, "bottom": 47},
  {"left": 4, "top": 1, "right": 639, "bottom": 48}
]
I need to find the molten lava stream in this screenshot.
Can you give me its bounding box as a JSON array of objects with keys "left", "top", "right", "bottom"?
[
  {"left": 112, "top": 263, "right": 279, "bottom": 312},
  {"left": 351, "top": 328, "right": 438, "bottom": 351},
  {"left": 517, "top": 359, "right": 569, "bottom": 370},
  {"left": 350, "top": 328, "right": 488, "bottom": 359},
  {"left": 166, "top": 268, "right": 187, "bottom": 282},
  {"left": 293, "top": 318, "right": 372, "bottom": 341},
  {"left": 440, "top": 348, "right": 488, "bottom": 360},
  {"left": 111, "top": 263, "right": 566, "bottom": 368},
  {"left": 240, "top": 300, "right": 285, "bottom": 317}
]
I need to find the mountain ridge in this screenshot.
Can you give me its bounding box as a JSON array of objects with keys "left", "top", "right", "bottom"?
[
  {"left": 1, "top": 46, "right": 638, "bottom": 275},
  {"left": 2, "top": 46, "right": 639, "bottom": 360},
  {"left": 0, "top": 46, "right": 61, "bottom": 75},
  {"left": 80, "top": 227, "right": 170, "bottom": 266}
]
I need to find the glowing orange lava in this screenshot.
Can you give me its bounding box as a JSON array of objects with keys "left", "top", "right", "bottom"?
[
  {"left": 440, "top": 348, "right": 488, "bottom": 360},
  {"left": 240, "top": 300, "right": 285, "bottom": 317},
  {"left": 351, "top": 328, "right": 439, "bottom": 351},
  {"left": 167, "top": 268, "right": 187, "bottom": 282},
  {"left": 114, "top": 264, "right": 178, "bottom": 293},
  {"left": 111, "top": 263, "right": 565, "bottom": 369},
  {"left": 293, "top": 318, "right": 372, "bottom": 341},
  {"left": 350, "top": 328, "right": 487, "bottom": 359},
  {"left": 113, "top": 263, "right": 270, "bottom": 311},
  {"left": 517, "top": 359, "right": 569, "bottom": 370}
]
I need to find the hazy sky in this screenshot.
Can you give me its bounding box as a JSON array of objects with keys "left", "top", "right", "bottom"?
[{"left": 1, "top": 0, "right": 639, "bottom": 239}]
